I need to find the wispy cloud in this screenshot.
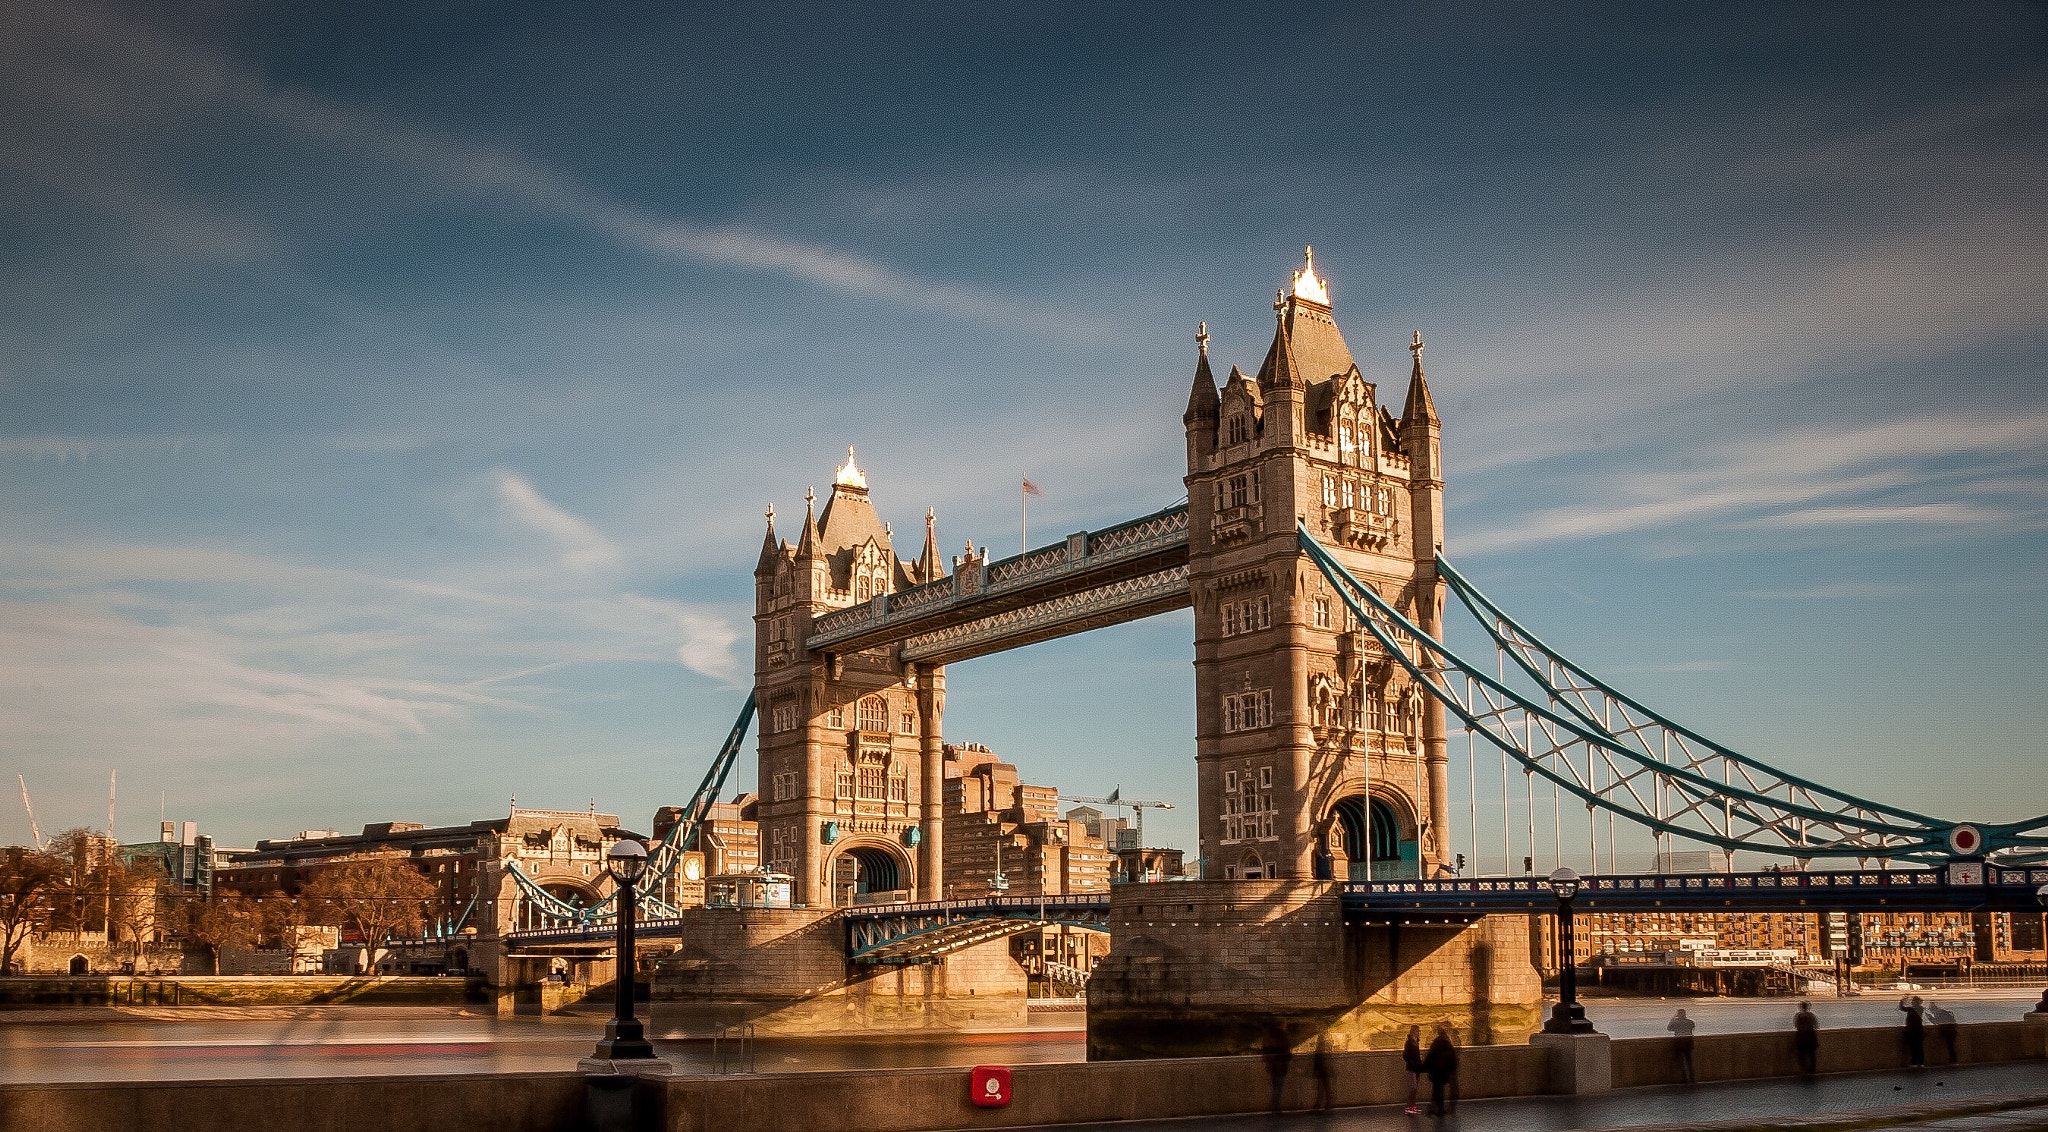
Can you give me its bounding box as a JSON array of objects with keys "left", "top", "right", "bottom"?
[
  {"left": 1459, "top": 410, "right": 2048, "bottom": 555},
  {"left": 0, "top": 435, "right": 208, "bottom": 461},
  {"left": 489, "top": 468, "right": 620, "bottom": 577},
  {"left": 0, "top": 2, "right": 1092, "bottom": 337}
]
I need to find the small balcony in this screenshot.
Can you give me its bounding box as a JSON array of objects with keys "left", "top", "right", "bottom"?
[
  {"left": 1212, "top": 504, "right": 1260, "bottom": 543},
  {"left": 1332, "top": 507, "right": 1398, "bottom": 550}
]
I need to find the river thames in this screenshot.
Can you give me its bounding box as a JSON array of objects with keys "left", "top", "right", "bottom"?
[{"left": 2, "top": 990, "right": 2039, "bottom": 1083}]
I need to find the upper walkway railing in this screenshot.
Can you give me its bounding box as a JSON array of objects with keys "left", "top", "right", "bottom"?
[{"left": 806, "top": 504, "right": 1190, "bottom": 658}]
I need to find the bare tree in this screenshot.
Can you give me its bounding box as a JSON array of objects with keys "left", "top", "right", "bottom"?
[
  {"left": 301, "top": 857, "right": 436, "bottom": 974},
  {"left": 0, "top": 846, "right": 66, "bottom": 973},
  {"left": 177, "top": 892, "right": 298, "bottom": 975},
  {"left": 44, "top": 827, "right": 108, "bottom": 933}
]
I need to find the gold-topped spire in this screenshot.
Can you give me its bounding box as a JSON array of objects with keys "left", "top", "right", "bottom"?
[
  {"left": 834, "top": 445, "right": 867, "bottom": 491},
  {"left": 1410, "top": 329, "right": 1424, "bottom": 363},
  {"left": 1196, "top": 320, "right": 1210, "bottom": 355},
  {"left": 1291, "top": 245, "right": 1329, "bottom": 306}
]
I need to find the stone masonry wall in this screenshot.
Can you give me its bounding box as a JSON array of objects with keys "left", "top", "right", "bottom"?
[{"left": 1087, "top": 879, "right": 1542, "bottom": 1058}]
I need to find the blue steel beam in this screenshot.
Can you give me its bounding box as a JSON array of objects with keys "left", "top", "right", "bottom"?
[{"left": 1342, "top": 865, "right": 2048, "bottom": 923}]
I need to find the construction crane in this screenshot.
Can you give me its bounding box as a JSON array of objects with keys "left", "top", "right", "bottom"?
[
  {"left": 1062, "top": 787, "right": 1173, "bottom": 848},
  {"left": 17, "top": 775, "right": 44, "bottom": 850}
]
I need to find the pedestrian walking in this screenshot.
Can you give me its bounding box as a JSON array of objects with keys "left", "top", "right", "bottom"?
[
  {"left": 1928, "top": 1001, "right": 1959, "bottom": 1065},
  {"left": 1793, "top": 1000, "right": 1819, "bottom": 1075},
  {"left": 1899, "top": 995, "right": 1926, "bottom": 1068},
  {"left": 1666, "top": 1008, "right": 1697, "bottom": 1084},
  {"left": 1310, "top": 1033, "right": 1334, "bottom": 1111},
  {"left": 1402, "top": 1025, "right": 1424, "bottom": 1114},
  {"left": 1262, "top": 1022, "right": 1293, "bottom": 1114},
  {"left": 1423, "top": 1023, "right": 1459, "bottom": 1116}
]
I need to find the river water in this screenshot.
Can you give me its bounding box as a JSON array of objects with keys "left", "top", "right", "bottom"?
[{"left": 0, "top": 990, "right": 2037, "bottom": 1084}]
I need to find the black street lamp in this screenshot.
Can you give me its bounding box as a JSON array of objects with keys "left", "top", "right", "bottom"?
[
  {"left": 594, "top": 840, "right": 655, "bottom": 1061},
  {"left": 1543, "top": 867, "right": 1596, "bottom": 1034}
]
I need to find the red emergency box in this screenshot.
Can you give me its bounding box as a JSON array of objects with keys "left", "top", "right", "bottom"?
[{"left": 969, "top": 1065, "right": 1012, "bottom": 1107}]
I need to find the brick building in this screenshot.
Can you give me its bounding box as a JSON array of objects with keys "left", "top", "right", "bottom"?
[
  {"left": 941, "top": 743, "right": 1113, "bottom": 899},
  {"left": 219, "top": 807, "right": 636, "bottom": 939}
]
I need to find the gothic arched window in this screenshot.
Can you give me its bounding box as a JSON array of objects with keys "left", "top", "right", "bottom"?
[{"left": 858, "top": 695, "right": 888, "bottom": 733}]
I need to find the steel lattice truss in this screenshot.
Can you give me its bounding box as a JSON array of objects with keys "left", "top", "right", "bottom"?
[
  {"left": 1299, "top": 525, "right": 2048, "bottom": 865},
  {"left": 506, "top": 693, "right": 757, "bottom": 932}
]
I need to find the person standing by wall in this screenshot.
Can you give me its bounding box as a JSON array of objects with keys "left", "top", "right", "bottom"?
[
  {"left": 1928, "top": 1001, "right": 1958, "bottom": 1065},
  {"left": 1424, "top": 1023, "right": 1460, "bottom": 1116},
  {"left": 1899, "top": 995, "right": 1926, "bottom": 1068},
  {"left": 1793, "top": 1001, "right": 1820, "bottom": 1075},
  {"left": 1402, "top": 1025, "right": 1425, "bottom": 1115},
  {"left": 1261, "top": 1022, "right": 1293, "bottom": 1114},
  {"left": 1666, "top": 1008, "right": 1697, "bottom": 1083}
]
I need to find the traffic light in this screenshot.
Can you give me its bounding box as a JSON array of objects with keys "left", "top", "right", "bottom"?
[{"left": 1455, "top": 853, "right": 1467, "bottom": 873}]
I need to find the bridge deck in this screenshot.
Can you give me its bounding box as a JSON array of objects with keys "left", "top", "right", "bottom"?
[
  {"left": 1341, "top": 865, "right": 2048, "bottom": 922},
  {"left": 806, "top": 505, "right": 1189, "bottom": 663}
]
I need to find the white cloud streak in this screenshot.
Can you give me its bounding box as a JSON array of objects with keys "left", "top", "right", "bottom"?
[
  {"left": 0, "top": 2, "right": 1091, "bottom": 337},
  {"left": 1459, "top": 410, "right": 2048, "bottom": 555},
  {"left": 489, "top": 468, "right": 621, "bottom": 577}
]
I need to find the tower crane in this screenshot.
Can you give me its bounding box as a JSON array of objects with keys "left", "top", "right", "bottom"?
[
  {"left": 1062, "top": 787, "right": 1173, "bottom": 848},
  {"left": 18, "top": 775, "right": 45, "bottom": 850}
]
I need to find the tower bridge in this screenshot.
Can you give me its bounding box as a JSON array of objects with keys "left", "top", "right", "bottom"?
[{"left": 491, "top": 249, "right": 2046, "bottom": 1053}]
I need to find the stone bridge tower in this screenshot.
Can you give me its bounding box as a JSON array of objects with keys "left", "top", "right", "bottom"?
[
  {"left": 1183, "top": 249, "right": 1449, "bottom": 883},
  {"left": 753, "top": 451, "right": 949, "bottom": 908}
]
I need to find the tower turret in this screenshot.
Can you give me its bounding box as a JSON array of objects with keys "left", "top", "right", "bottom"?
[{"left": 1184, "top": 322, "right": 1220, "bottom": 465}]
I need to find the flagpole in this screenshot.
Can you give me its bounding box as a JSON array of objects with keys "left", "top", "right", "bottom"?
[{"left": 1021, "top": 478, "right": 1028, "bottom": 554}]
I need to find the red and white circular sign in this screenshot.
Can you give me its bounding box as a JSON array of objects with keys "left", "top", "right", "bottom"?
[{"left": 1947, "top": 824, "right": 1982, "bottom": 857}]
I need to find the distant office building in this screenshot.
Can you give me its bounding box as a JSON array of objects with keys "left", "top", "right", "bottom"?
[
  {"left": 941, "top": 743, "right": 1113, "bottom": 900},
  {"left": 119, "top": 820, "right": 217, "bottom": 896}
]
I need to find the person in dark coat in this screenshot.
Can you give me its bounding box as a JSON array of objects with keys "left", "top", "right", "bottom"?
[
  {"left": 1262, "top": 1022, "right": 1293, "bottom": 1114},
  {"left": 1899, "top": 995, "right": 1926, "bottom": 1067},
  {"left": 1928, "top": 1001, "right": 1959, "bottom": 1065},
  {"left": 1402, "top": 1025, "right": 1425, "bottom": 1114},
  {"left": 1310, "top": 1033, "right": 1334, "bottom": 1112},
  {"left": 1667, "top": 1008, "right": 1697, "bottom": 1084},
  {"left": 1793, "top": 1001, "right": 1820, "bottom": 1075},
  {"left": 1423, "top": 1023, "right": 1459, "bottom": 1116}
]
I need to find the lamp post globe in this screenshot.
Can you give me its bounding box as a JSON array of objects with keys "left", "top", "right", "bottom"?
[
  {"left": 1542, "top": 866, "right": 1595, "bottom": 1034},
  {"left": 594, "top": 839, "right": 656, "bottom": 1062},
  {"left": 1547, "top": 867, "right": 1580, "bottom": 901},
  {"left": 607, "top": 840, "right": 649, "bottom": 886}
]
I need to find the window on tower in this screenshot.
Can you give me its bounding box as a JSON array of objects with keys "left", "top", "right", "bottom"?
[
  {"left": 1314, "top": 596, "right": 1332, "bottom": 629},
  {"left": 1323, "top": 476, "right": 1337, "bottom": 507},
  {"left": 858, "top": 696, "right": 888, "bottom": 733}
]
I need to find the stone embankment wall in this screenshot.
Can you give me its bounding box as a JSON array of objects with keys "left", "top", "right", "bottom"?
[
  {"left": 4, "top": 1021, "right": 2042, "bottom": 1132},
  {"left": 652, "top": 905, "right": 1029, "bottom": 1036},
  {"left": 16, "top": 933, "right": 203, "bottom": 975},
  {"left": 1087, "top": 879, "right": 1544, "bottom": 1058},
  {"left": 0, "top": 975, "right": 482, "bottom": 1007}
]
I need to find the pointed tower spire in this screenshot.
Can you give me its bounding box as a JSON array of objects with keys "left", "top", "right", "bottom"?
[
  {"left": 754, "top": 503, "right": 781, "bottom": 576},
  {"left": 1257, "top": 302, "right": 1304, "bottom": 391},
  {"left": 920, "top": 506, "right": 942, "bottom": 583},
  {"left": 796, "top": 485, "right": 819, "bottom": 557},
  {"left": 1183, "top": 320, "right": 1220, "bottom": 424},
  {"left": 1401, "top": 329, "right": 1439, "bottom": 426}
]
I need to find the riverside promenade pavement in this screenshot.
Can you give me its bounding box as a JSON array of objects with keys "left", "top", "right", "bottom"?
[{"left": 1177, "top": 1062, "right": 2048, "bottom": 1132}]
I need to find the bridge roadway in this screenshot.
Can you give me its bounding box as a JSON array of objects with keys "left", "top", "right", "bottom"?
[
  {"left": 804, "top": 503, "right": 1190, "bottom": 665},
  {"left": 498, "top": 864, "right": 2048, "bottom": 951}
]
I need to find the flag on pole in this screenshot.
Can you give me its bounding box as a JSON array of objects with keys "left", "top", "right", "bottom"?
[{"left": 1021, "top": 478, "right": 1040, "bottom": 553}]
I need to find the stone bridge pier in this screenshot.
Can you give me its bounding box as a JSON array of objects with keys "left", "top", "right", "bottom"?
[{"left": 1085, "top": 880, "right": 1542, "bottom": 1059}]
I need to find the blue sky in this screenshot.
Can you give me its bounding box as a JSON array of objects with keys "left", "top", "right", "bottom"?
[{"left": 2, "top": 2, "right": 2044, "bottom": 864}]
